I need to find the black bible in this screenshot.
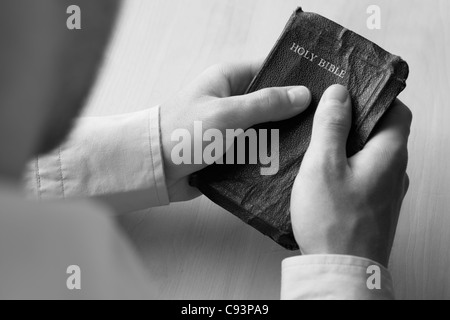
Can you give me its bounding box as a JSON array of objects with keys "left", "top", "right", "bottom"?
[{"left": 190, "top": 8, "right": 409, "bottom": 250}]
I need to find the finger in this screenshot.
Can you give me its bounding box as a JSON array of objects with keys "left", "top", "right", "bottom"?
[
  {"left": 222, "top": 85, "right": 312, "bottom": 129},
  {"left": 218, "top": 60, "right": 264, "bottom": 95},
  {"left": 201, "top": 60, "right": 264, "bottom": 97},
  {"left": 308, "top": 85, "right": 352, "bottom": 160},
  {"left": 357, "top": 100, "right": 412, "bottom": 162}
]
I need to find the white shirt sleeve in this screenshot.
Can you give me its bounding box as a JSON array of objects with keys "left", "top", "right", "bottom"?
[
  {"left": 281, "top": 255, "right": 395, "bottom": 300},
  {"left": 24, "top": 107, "right": 170, "bottom": 213}
]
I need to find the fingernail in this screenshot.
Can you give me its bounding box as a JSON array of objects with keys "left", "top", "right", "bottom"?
[
  {"left": 288, "top": 86, "right": 311, "bottom": 109},
  {"left": 323, "top": 85, "right": 349, "bottom": 103}
]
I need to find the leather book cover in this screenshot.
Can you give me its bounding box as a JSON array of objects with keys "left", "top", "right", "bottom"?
[{"left": 190, "top": 8, "right": 409, "bottom": 250}]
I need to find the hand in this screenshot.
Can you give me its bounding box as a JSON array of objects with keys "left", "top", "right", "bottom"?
[
  {"left": 290, "top": 85, "right": 412, "bottom": 267},
  {"left": 160, "top": 61, "right": 312, "bottom": 201}
]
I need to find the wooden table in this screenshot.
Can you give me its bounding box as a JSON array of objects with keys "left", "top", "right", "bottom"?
[{"left": 85, "top": 0, "right": 450, "bottom": 300}]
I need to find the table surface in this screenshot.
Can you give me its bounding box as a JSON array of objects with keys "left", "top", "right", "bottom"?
[{"left": 85, "top": 0, "right": 450, "bottom": 300}]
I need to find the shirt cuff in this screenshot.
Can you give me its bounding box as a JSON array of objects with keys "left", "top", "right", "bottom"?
[
  {"left": 147, "top": 107, "right": 170, "bottom": 206},
  {"left": 24, "top": 106, "right": 170, "bottom": 210},
  {"left": 281, "top": 255, "right": 395, "bottom": 300}
]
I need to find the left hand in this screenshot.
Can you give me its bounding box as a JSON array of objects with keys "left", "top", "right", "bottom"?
[
  {"left": 290, "top": 85, "right": 412, "bottom": 267},
  {"left": 160, "top": 61, "right": 312, "bottom": 201}
]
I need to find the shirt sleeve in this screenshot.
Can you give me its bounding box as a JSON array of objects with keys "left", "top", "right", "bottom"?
[
  {"left": 281, "top": 255, "right": 395, "bottom": 300},
  {"left": 23, "top": 107, "right": 170, "bottom": 213}
]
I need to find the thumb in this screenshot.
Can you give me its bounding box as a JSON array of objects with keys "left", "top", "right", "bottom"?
[
  {"left": 308, "top": 85, "right": 352, "bottom": 160},
  {"left": 223, "top": 86, "right": 311, "bottom": 129}
]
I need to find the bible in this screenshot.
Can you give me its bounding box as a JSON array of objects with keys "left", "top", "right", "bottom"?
[{"left": 190, "top": 8, "right": 409, "bottom": 250}]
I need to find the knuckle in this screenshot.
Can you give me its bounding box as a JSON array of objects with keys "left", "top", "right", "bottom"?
[
  {"left": 303, "top": 148, "right": 348, "bottom": 178},
  {"left": 404, "top": 106, "right": 413, "bottom": 124},
  {"left": 255, "top": 88, "right": 281, "bottom": 109},
  {"left": 395, "top": 100, "right": 413, "bottom": 122},
  {"left": 315, "top": 107, "right": 349, "bottom": 132},
  {"left": 391, "top": 100, "right": 413, "bottom": 130},
  {"left": 391, "top": 144, "right": 409, "bottom": 166},
  {"left": 212, "top": 62, "right": 227, "bottom": 72},
  {"left": 208, "top": 63, "right": 230, "bottom": 78},
  {"left": 376, "top": 144, "right": 409, "bottom": 173},
  {"left": 404, "top": 174, "right": 410, "bottom": 191},
  {"left": 206, "top": 63, "right": 221, "bottom": 75},
  {"left": 210, "top": 100, "right": 235, "bottom": 122}
]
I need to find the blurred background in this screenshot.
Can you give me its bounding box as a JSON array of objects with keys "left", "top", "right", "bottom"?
[{"left": 85, "top": 0, "right": 450, "bottom": 299}]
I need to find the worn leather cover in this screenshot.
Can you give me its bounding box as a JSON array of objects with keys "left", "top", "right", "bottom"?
[{"left": 190, "top": 8, "right": 409, "bottom": 250}]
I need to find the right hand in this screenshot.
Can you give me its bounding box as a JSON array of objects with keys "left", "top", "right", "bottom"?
[
  {"left": 290, "top": 85, "right": 412, "bottom": 267},
  {"left": 160, "top": 61, "right": 312, "bottom": 202}
]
